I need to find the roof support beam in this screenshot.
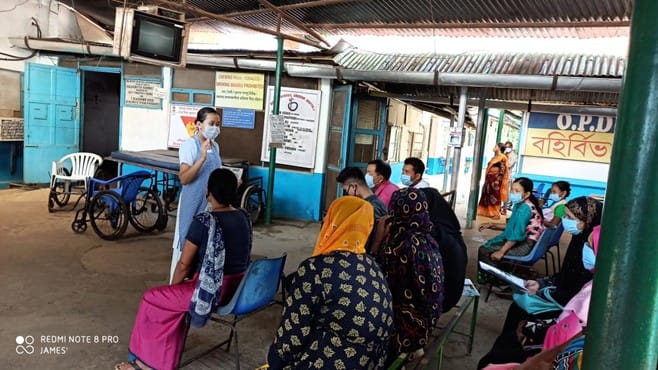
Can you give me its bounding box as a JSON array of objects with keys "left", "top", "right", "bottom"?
[
  {"left": 147, "top": 0, "right": 326, "bottom": 49},
  {"left": 255, "top": 0, "right": 331, "bottom": 47},
  {"left": 224, "top": 0, "right": 362, "bottom": 18},
  {"left": 369, "top": 91, "right": 618, "bottom": 116},
  {"left": 305, "top": 20, "right": 630, "bottom": 30}
]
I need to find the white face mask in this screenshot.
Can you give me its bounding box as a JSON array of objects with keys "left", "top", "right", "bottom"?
[
  {"left": 505, "top": 147, "right": 512, "bottom": 153},
  {"left": 204, "top": 124, "right": 220, "bottom": 140}
]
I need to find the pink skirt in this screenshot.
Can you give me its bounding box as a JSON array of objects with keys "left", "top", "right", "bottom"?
[{"left": 128, "top": 273, "right": 245, "bottom": 370}]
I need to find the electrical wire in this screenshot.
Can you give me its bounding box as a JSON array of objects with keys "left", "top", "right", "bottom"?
[{"left": 0, "top": 17, "right": 42, "bottom": 61}]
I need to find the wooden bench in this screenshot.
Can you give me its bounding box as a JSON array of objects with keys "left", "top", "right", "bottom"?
[{"left": 388, "top": 279, "right": 480, "bottom": 370}]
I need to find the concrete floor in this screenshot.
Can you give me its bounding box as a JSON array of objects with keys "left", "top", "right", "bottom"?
[{"left": 0, "top": 187, "right": 538, "bottom": 370}]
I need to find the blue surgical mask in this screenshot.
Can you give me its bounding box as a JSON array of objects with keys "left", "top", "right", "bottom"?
[
  {"left": 365, "top": 174, "right": 375, "bottom": 188},
  {"left": 582, "top": 242, "right": 596, "bottom": 270},
  {"left": 549, "top": 193, "right": 562, "bottom": 202},
  {"left": 401, "top": 174, "right": 413, "bottom": 186},
  {"left": 204, "top": 124, "right": 220, "bottom": 140},
  {"left": 508, "top": 192, "right": 523, "bottom": 205},
  {"left": 562, "top": 218, "right": 582, "bottom": 235}
]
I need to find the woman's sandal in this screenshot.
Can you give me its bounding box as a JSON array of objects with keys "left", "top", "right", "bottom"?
[{"left": 115, "top": 361, "right": 142, "bottom": 370}]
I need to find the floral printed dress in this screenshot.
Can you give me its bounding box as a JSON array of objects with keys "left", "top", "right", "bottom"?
[{"left": 267, "top": 252, "right": 394, "bottom": 369}]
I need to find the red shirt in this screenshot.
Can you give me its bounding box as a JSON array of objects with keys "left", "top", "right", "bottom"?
[{"left": 375, "top": 180, "right": 399, "bottom": 208}]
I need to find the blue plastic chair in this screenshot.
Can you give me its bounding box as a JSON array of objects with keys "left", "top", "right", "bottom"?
[
  {"left": 502, "top": 226, "right": 558, "bottom": 276},
  {"left": 179, "top": 254, "right": 287, "bottom": 369},
  {"left": 547, "top": 223, "right": 565, "bottom": 271}
]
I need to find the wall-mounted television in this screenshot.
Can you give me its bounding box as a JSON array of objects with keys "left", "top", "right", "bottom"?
[{"left": 113, "top": 8, "right": 189, "bottom": 68}]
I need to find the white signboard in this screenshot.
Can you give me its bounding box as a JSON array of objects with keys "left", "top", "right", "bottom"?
[
  {"left": 260, "top": 87, "right": 322, "bottom": 168},
  {"left": 168, "top": 104, "right": 199, "bottom": 148},
  {"left": 124, "top": 79, "right": 161, "bottom": 108},
  {"left": 215, "top": 72, "right": 265, "bottom": 111}
]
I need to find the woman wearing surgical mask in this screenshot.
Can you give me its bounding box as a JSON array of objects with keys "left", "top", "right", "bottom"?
[
  {"left": 542, "top": 181, "right": 571, "bottom": 227},
  {"left": 477, "top": 198, "right": 602, "bottom": 369},
  {"left": 477, "top": 177, "right": 544, "bottom": 285},
  {"left": 170, "top": 107, "right": 223, "bottom": 283},
  {"left": 478, "top": 227, "right": 602, "bottom": 370}
]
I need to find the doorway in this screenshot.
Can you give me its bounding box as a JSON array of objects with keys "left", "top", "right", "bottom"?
[{"left": 82, "top": 71, "right": 120, "bottom": 178}]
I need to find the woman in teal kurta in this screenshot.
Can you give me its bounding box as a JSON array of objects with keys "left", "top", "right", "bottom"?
[{"left": 477, "top": 177, "right": 544, "bottom": 284}]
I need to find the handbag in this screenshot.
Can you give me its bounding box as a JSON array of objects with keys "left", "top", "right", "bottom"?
[{"left": 513, "top": 286, "right": 564, "bottom": 315}]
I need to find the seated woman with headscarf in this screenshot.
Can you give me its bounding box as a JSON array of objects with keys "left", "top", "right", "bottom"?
[
  {"left": 115, "top": 169, "right": 252, "bottom": 370},
  {"left": 477, "top": 197, "right": 602, "bottom": 369},
  {"left": 371, "top": 187, "right": 444, "bottom": 360},
  {"left": 480, "top": 226, "right": 602, "bottom": 370},
  {"left": 267, "top": 197, "right": 394, "bottom": 369}
]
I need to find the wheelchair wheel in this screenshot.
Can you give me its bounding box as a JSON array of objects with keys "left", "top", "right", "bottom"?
[
  {"left": 71, "top": 219, "right": 87, "bottom": 233},
  {"left": 240, "top": 185, "right": 264, "bottom": 224},
  {"left": 48, "top": 168, "right": 72, "bottom": 212},
  {"left": 89, "top": 190, "right": 129, "bottom": 241},
  {"left": 129, "top": 187, "right": 165, "bottom": 233}
]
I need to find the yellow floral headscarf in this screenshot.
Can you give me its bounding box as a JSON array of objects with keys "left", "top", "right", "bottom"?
[{"left": 312, "top": 196, "right": 374, "bottom": 257}]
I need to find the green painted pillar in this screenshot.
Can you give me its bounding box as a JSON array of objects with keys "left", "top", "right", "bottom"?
[
  {"left": 584, "top": 0, "right": 658, "bottom": 368},
  {"left": 466, "top": 100, "right": 488, "bottom": 229},
  {"left": 496, "top": 109, "right": 505, "bottom": 143},
  {"left": 264, "top": 36, "right": 284, "bottom": 225}
]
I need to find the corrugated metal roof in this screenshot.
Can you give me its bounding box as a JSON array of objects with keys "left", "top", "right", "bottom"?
[
  {"left": 186, "top": 0, "right": 632, "bottom": 38},
  {"left": 334, "top": 50, "right": 626, "bottom": 77}
]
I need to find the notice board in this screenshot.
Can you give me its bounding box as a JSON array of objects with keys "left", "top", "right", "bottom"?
[
  {"left": 260, "top": 86, "right": 322, "bottom": 168},
  {"left": 215, "top": 72, "right": 265, "bottom": 111},
  {"left": 124, "top": 79, "right": 161, "bottom": 109}
]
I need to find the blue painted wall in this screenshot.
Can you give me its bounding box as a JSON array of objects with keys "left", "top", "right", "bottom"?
[
  {"left": 514, "top": 173, "right": 607, "bottom": 200},
  {"left": 389, "top": 162, "right": 404, "bottom": 185},
  {"left": 0, "top": 142, "right": 23, "bottom": 188},
  {"left": 250, "top": 166, "right": 324, "bottom": 221},
  {"left": 117, "top": 164, "right": 325, "bottom": 221}
]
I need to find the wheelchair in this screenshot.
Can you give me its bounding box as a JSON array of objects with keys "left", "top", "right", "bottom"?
[
  {"left": 223, "top": 159, "right": 266, "bottom": 224},
  {"left": 71, "top": 171, "right": 167, "bottom": 241}
]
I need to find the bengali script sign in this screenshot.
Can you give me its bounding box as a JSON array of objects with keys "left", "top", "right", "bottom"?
[
  {"left": 524, "top": 128, "right": 614, "bottom": 163},
  {"left": 215, "top": 72, "right": 265, "bottom": 111}
]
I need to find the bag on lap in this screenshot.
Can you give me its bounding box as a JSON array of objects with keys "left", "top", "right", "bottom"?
[{"left": 513, "top": 286, "right": 564, "bottom": 315}]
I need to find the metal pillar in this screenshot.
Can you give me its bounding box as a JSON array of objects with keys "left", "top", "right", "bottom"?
[
  {"left": 449, "top": 86, "right": 468, "bottom": 193},
  {"left": 442, "top": 115, "right": 455, "bottom": 192},
  {"left": 584, "top": 0, "right": 658, "bottom": 368},
  {"left": 466, "top": 100, "right": 488, "bottom": 229},
  {"left": 496, "top": 109, "right": 505, "bottom": 143},
  {"left": 264, "top": 36, "right": 284, "bottom": 225}
]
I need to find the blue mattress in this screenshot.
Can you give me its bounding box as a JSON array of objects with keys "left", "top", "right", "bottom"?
[{"left": 110, "top": 150, "right": 180, "bottom": 172}]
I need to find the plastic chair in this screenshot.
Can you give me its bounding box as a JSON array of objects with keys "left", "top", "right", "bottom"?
[
  {"left": 501, "top": 227, "right": 557, "bottom": 276},
  {"left": 48, "top": 152, "right": 103, "bottom": 211},
  {"left": 179, "top": 254, "right": 287, "bottom": 369},
  {"left": 532, "top": 183, "right": 546, "bottom": 199},
  {"left": 484, "top": 228, "right": 557, "bottom": 302},
  {"left": 547, "top": 224, "right": 565, "bottom": 271}
]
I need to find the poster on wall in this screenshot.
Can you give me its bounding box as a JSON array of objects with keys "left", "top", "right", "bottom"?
[
  {"left": 215, "top": 72, "right": 265, "bottom": 111},
  {"left": 222, "top": 108, "right": 255, "bottom": 129},
  {"left": 168, "top": 104, "right": 199, "bottom": 148},
  {"left": 124, "top": 79, "right": 161, "bottom": 108},
  {"left": 523, "top": 112, "right": 616, "bottom": 163},
  {"left": 260, "top": 86, "right": 322, "bottom": 168}
]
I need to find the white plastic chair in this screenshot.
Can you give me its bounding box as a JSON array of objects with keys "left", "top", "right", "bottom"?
[{"left": 48, "top": 152, "right": 103, "bottom": 211}]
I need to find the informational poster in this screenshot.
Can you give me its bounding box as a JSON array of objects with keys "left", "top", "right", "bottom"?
[
  {"left": 168, "top": 104, "right": 199, "bottom": 148},
  {"left": 222, "top": 108, "right": 255, "bottom": 129},
  {"left": 523, "top": 112, "right": 616, "bottom": 163},
  {"left": 215, "top": 72, "right": 265, "bottom": 111},
  {"left": 124, "top": 79, "right": 161, "bottom": 108},
  {"left": 260, "top": 87, "right": 322, "bottom": 168}
]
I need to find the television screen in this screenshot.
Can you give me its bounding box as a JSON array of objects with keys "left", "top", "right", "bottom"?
[{"left": 131, "top": 12, "right": 184, "bottom": 63}]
